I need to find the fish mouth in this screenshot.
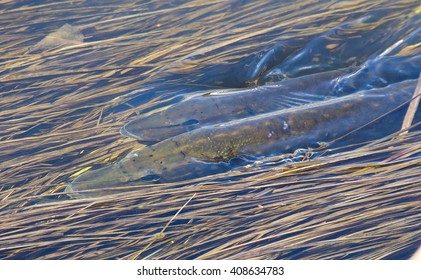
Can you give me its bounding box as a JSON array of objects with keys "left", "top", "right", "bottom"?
[{"left": 119, "top": 123, "right": 148, "bottom": 141}]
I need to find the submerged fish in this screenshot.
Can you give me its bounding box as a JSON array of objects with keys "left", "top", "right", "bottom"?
[
  {"left": 67, "top": 8, "right": 421, "bottom": 198},
  {"left": 66, "top": 80, "right": 417, "bottom": 198},
  {"left": 121, "top": 55, "right": 420, "bottom": 143}
]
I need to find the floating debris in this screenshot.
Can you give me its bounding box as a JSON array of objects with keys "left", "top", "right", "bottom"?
[{"left": 29, "top": 23, "right": 84, "bottom": 53}]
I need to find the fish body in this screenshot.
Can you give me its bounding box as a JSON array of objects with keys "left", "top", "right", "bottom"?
[{"left": 67, "top": 80, "right": 416, "bottom": 197}]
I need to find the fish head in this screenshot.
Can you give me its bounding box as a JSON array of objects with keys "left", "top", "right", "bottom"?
[
  {"left": 66, "top": 144, "right": 229, "bottom": 198},
  {"left": 120, "top": 96, "right": 214, "bottom": 143}
]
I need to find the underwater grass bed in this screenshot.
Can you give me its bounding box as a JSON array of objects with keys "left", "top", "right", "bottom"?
[{"left": 0, "top": 0, "right": 420, "bottom": 259}]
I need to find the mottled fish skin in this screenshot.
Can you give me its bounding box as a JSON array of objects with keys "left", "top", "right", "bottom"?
[{"left": 67, "top": 80, "right": 416, "bottom": 198}]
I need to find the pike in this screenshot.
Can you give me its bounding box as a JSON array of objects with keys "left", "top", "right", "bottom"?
[{"left": 66, "top": 79, "right": 417, "bottom": 197}]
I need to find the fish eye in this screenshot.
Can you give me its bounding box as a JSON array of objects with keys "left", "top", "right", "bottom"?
[
  {"left": 140, "top": 174, "right": 161, "bottom": 183},
  {"left": 181, "top": 119, "right": 199, "bottom": 126}
]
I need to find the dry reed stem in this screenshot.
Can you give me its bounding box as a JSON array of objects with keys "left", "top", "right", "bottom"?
[
  {"left": 400, "top": 72, "right": 421, "bottom": 134},
  {"left": 0, "top": 0, "right": 420, "bottom": 260}
]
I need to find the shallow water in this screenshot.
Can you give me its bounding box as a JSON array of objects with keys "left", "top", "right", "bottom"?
[
  {"left": 67, "top": 2, "right": 421, "bottom": 198},
  {"left": 0, "top": 0, "right": 420, "bottom": 260}
]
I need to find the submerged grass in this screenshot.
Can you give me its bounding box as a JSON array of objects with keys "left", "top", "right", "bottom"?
[{"left": 0, "top": 0, "right": 420, "bottom": 259}]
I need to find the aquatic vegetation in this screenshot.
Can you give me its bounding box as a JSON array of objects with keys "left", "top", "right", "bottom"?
[
  {"left": 67, "top": 78, "right": 418, "bottom": 197},
  {"left": 67, "top": 9, "right": 421, "bottom": 198},
  {"left": 1, "top": 0, "right": 420, "bottom": 261}
]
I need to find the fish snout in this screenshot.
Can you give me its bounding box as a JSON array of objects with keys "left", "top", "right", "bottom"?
[{"left": 66, "top": 165, "right": 134, "bottom": 198}]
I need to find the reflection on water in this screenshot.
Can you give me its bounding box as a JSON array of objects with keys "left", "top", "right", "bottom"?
[
  {"left": 68, "top": 3, "right": 421, "bottom": 198},
  {"left": 0, "top": 0, "right": 420, "bottom": 260}
]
